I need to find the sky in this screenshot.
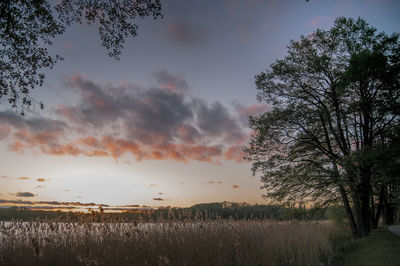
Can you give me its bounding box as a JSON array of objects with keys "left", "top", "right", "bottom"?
[{"left": 1, "top": 0, "right": 399, "bottom": 211}]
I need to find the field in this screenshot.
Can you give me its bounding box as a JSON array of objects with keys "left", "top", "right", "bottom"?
[{"left": 0, "top": 219, "right": 343, "bottom": 266}]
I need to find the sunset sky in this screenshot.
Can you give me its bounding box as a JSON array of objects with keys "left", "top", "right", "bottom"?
[{"left": 1, "top": 0, "right": 399, "bottom": 210}]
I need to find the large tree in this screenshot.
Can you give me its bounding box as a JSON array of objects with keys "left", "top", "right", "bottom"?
[
  {"left": 0, "top": 0, "right": 162, "bottom": 114},
  {"left": 245, "top": 17, "right": 400, "bottom": 238}
]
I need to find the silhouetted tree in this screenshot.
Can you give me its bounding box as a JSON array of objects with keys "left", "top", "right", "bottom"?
[
  {"left": 0, "top": 0, "right": 162, "bottom": 114},
  {"left": 245, "top": 17, "right": 400, "bottom": 238}
]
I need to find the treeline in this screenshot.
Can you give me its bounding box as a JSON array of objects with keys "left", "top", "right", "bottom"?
[{"left": 0, "top": 202, "right": 326, "bottom": 222}]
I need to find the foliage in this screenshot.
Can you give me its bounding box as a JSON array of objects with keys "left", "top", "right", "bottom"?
[
  {"left": 245, "top": 17, "right": 400, "bottom": 238},
  {"left": 0, "top": 0, "right": 162, "bottom": 114}
]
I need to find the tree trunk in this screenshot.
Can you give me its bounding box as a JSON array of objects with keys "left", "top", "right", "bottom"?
[
  {"left": 332, "top": 162, "right": 359, "bottom": 238},
  {"left": 346, "top": 168, "right": 369, "bottom": 238},
  {"left": 372, "top": 186, "right": 384, "bottom": 229},
  {"left": 338, "top": 183, "right": 359, "bottom": 238}
]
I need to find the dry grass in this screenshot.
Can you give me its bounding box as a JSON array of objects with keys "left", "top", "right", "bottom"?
[{"left": 1, "top": 219, "right": 339, "bottom": 265}]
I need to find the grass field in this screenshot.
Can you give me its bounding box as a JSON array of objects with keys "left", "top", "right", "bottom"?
[
  {"left": 342, "top": 227, "right": 400, "bottom": 266},
  {"left": 0, "top": 219, "right": 343, "bottom": 266}
]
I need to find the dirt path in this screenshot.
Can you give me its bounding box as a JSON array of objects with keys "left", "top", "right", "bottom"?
[{"left": 388, "top": 225, "right": 400, "bottom": 236}]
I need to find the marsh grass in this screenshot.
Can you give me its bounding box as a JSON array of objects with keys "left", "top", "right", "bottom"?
[{"left": 1, "top": 218, "right": 342, "bottom": 266}]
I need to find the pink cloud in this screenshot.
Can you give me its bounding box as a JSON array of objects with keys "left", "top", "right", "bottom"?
[{"left": 224, "top": 145, "right": 245, "bottom": 163}]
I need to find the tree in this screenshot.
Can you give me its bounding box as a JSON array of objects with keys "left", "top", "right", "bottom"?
[
  {"left": 245, "top": 17, "right": 400, "bottom": 238},
  {"left": 0, "top": 0, "right": 162, "bottom": 114}
]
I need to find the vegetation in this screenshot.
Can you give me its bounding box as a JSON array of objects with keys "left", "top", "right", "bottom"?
[
  {"left": 342, "top": 227, "right": 400, "bottom": 266},
  {"left": 0, "top": 203, "right": 356, "bottom": 265},
  {"left": 1, "top": 218, "right": 343, "bottom": 266},
  {"left": 245, "top": 17, "right": 400, "bottom": 238},
  {"left": 0, "top": 0, "right": 162, "bottom": 113}
]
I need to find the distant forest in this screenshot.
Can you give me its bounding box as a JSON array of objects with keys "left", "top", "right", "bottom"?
[{"left": 0, "top": 202, "right": 327, "bottom": 222}]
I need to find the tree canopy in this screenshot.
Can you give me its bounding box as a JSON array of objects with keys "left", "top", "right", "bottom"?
[
  {"left": 245, "top": 17, "right": 400, "bottom": 238},
  {"left": 0, "top": 0, "right": 162, "bottom": 114}
]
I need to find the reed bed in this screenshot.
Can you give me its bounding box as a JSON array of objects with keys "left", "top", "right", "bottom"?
[{"left": 1, "top": 219, "right": 338, "bottom": 265}]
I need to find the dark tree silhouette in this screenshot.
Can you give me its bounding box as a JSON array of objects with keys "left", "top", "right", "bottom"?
[
  {"left": 245, "top": 17, "right": 400, "bottom": 238},
  {"left": 0, "top": 0, "right": 162, "bottom": 114}
]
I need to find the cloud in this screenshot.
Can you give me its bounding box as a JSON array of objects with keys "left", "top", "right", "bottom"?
[
  {"left": 0, "top": 199, "right": 154, "bottom": 211},
  {"left": 37, "top": 201, "right": 109, "bottom": 207},
  {"left": 0, "top": 72, "right": 260, "bottom": 164},
  {"left": 232, "top": 184, "right": 239, "bottom": 189},
  {"left": 116, "top": 204, "right": 141, "bottom": 208},
  {"left": 158, "top": 192, "right": 163, "bottom": 195},
  {"left": 0, "top": 125, "right": 11, "bottom": 139},
  {"left": 0, "top": 110, "right": 67, "bottom": 133},
  {"left": 0, "top": 175, "right": 12, "bottom": 179},
  {"left": 207, "top": 180, "right": 224, "bottom": 185},
  {"left": 0, "top": 199, "right": 34, "bottom": 204},
  {"left": 0, "top": 199, "right": 109, "bottom": 207},
  {"left": 152, "top": 197, "right": 164, "bottom": 201},
  {"left": 61, "top": 73, "right": 195, "bottom": 146},
  {"left": 195, "top": 99, "right": 245, "bottom": 143},
  {"left": 24, "top": 206, "right": 77, "bottom": 210},
  {"left": 224, "top": 144, "right": 245, "bottom": 162},
  {"left": 233, "top": 102, "right": 270, "bottom": 127},
  {"left": 16, "top": 192, "right": 35, "bottom": 197},
  {"left": 152, "top": 70, "right": 188, "bottom": 92},
  {"left": 36, "top": 178, "right": 49, "bottom": 182},
  {"left": 149, "top": 184, "right": 158, "bottom": 187},
  {"left": 17, "top": 176, "right": 31, "bottom": 180},
  {"left": 163, "top": 21, "right": 207, "bottom": 46},
  {"left": 35, "top": 185, "right": 45, "bottom": 189}
]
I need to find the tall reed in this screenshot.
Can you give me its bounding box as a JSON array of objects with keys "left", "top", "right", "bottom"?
[{"left": 0, "top": 218, "right": 342, "bottom": 266}]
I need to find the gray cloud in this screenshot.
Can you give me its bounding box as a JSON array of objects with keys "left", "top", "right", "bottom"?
[
  {"left": 0, "top": 199, "right": 154, "bottom": 211},
  {"left": 23, "top": 206, "right": 77, "bottom": 210},
  {"left": 1, "top": 72, "right": 252, "bottom": 163},
  {"left": 61, "top": 74, "right": 195, "bottom": 146},
  {"left": 153, "top": 197, "right": 164, "bottom": 201},
  {"left": 152, "top": 70, "right": 189, "bottom": 92},
  {"left": 0, "top": 110, "right": 67, "bottom": 133},
  {"left": 195, "top": 99, "right": 245, "bottom": 142},
  {"left": 0, "top": 199, "right": 109, "bottom": 207},
  {"left": 16, "top": 192, "right": 35, "bottom": 197},
  {"left": 0, "top": 199, "right": 34, "bottom": 204},
  {"left": 125, "top": 87, "right": 194, "bottom": 145}
]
